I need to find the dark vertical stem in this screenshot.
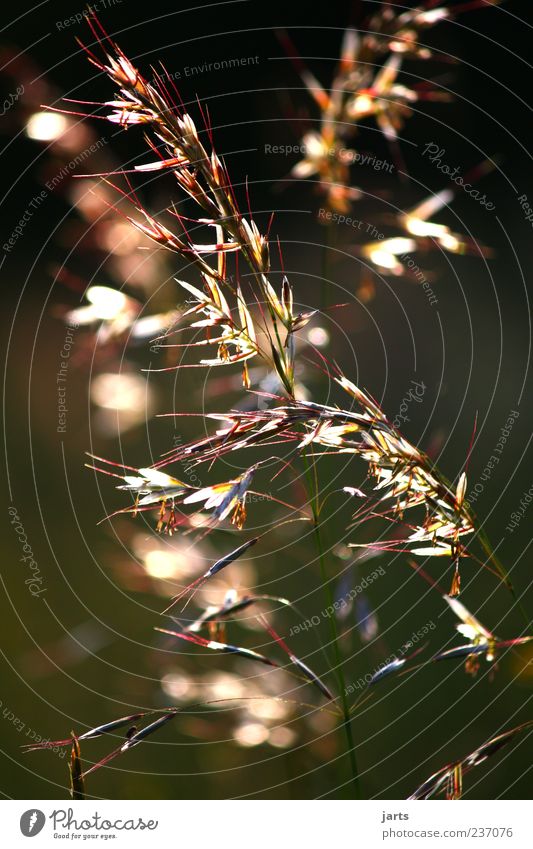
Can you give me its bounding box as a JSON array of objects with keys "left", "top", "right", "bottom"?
[
  {"left": 313, "top": 518, "right": 362, "bottom": 799},
  {"left": 303, "top": 451, "right": 362, "bottom": 799},
  {"left": 321, "top": 222, "right": 335, "bottom": 312}
]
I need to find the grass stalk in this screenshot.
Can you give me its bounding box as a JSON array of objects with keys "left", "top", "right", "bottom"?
[
  {"left": 477, "top": 529, "right": 529, "bottom": 627},
  {"left": 303, "top": 450, "right": 362, "bottom": 799}
]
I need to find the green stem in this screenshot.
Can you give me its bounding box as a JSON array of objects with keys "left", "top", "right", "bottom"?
[
  {"left": 321, "top": 223, "right": 334, "bottom": 312},
  {"left": 477, "top": 529, "right": 530, "bottom": 627},
  {"left": 303, "top": 452, "right": 362, "bottom": 799}
]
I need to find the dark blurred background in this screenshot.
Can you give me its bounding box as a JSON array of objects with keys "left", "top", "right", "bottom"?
[{"left": 1, "top": 0, "right": 532, "bottom": 800}]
